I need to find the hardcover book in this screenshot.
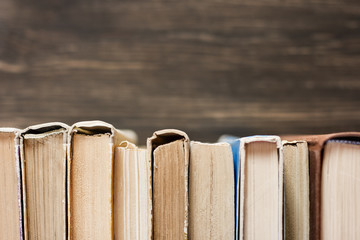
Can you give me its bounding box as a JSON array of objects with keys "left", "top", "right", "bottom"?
[
  {"left": 147, "top": 129, "right": 189, "bottom": 240},
  {"left": 0, "top": 128, "right": 22, "bottom": 240},
  {"left": 282, "top": 141, "right": 309, "bottom": 240},
  {"left": 19, "top": 123, "right": 68, "bottom": 240},
  {"left": 239, "top": 136, "right": 283, "bottom": 240}
]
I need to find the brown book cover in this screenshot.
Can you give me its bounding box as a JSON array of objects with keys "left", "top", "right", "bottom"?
[{"left": 284, "top": 132, "right": 360, "bottom": 240}]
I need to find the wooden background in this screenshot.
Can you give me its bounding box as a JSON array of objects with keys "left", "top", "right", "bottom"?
[{"left": 1, "top": 0, "right": 360, "bottom": 143}]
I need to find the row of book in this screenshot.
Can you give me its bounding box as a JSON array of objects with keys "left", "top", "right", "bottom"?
[{"left": 0, "top": 120, "right": 359, "bottom": 240}]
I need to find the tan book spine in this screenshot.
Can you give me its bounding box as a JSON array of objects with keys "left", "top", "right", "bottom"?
[
  {"left": 189, "top": 141, "right": 234, "bottom": 240},
  {"left": 147, "top": 129, "right": 189, "bottom": 240},
  {"left": 282, "top": 140, "right": 310, "bottom": 240},
  {"left": 0, "top": 128, "right": 23, "bottom": 240},
  {"left": 19, "top": 122, "right": 69, "bottom": 240}
]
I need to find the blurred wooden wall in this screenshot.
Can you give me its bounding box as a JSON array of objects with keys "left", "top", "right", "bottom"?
[{"left": 1, "top": 0, "right": 360, "bottom": 142}]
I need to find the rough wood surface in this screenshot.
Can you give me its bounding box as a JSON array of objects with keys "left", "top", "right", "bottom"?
[{"left": 1, "top": 0, "right": 360, "bottom": 143}]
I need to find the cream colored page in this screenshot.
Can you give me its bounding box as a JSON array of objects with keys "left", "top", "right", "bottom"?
[
  {"left": 189, "top": 142, "right": 234, "bottom": 240},
  {"left": 0, "top": 132, "right": 21, "bottom": 240},
  {"left": 114, "top": 145, "right": 149, "bottom": 240},
  {"left": 321, "top": 141, "right": 360, "bottom": 240},
  {"left": 153, "top": 140, "right": 185, "bottom": 240},
  {"left": 244, "top": 142, "right": 279, "bottom": 240},
  {"left": 24, "top": 132, "right": 66, "bottom": 240},
  {"left": 283, "top": 142, "right": 309, "bottom": 240},
  {"left": 70, "top": 134, "right": 112, "bottom": 240},
  {"left": 138, "top": 150, "right": 149, "bottom": 240}
]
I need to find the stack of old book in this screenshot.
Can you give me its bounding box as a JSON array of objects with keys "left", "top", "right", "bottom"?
[{"left": 0, "top": 120, "right": 359, "bottom": 240}]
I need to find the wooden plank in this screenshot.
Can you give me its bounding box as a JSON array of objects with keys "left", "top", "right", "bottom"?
[{"left": 1, "top": 0, "right": 360, "bottom": 142}]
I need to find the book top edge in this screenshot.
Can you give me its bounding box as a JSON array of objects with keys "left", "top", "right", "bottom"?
[
  {"left": 241, "top": 135, "right": 282, "bottom": 149},
  {"left": 69, "top": 120, "right": 137, "bottom": 145},
  {"left": 150, "top": 129, "right": 189, "bottom": 141},
  {"left": 190, "top": 141, "right": 230, "bottom": 147},
  {"left": 21, "top": 122, "right": 69, "bottom": 135},
  {"left": 0, "top": 127, "right": 20, "bottom": 133}
]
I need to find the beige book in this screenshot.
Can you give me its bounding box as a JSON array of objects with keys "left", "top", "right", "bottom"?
[
  {"left": 283, "top": 141, "right": 309, "bottom": 240},
  {"left": 147, "top": 129, "right": 189, "bottom": 240},
  {"left": 68, "top": 121, "right": 137, "bottom": 240},
  {"left": 189, "top": 141, "right": 234, "bottom": 240},
  {"left": 0, "top": 128, "right": 22, "bottom": 240},
  {"left": 114, "top": 141, "right": 151, "bottom": 240},
  {"left": 321, "top": 140, "right": 360, "bottom": 240},
  {"left": 19, "top": 123, "right": 68, "bottom": 240},
  {"left": 239, "top": 136, "right": 283, "bottom": 240}
]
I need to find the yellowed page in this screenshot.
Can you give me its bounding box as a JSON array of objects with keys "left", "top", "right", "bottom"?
[
  {"left": 70, "top": 133, "right": 112, "bottom": 240},
  {"left": 244, "top": 142, "right": 279, "bottom": 240},
  {"left": 283, "top": 141, "right": 309, "bottom": 240},
  {"left": 153, "top": 139, "right": 186, "bottom": 239},
  {"left": 0, "top": 131, "right": 21, "bottom": 240},
  {"left": 114, "top": 142, "right": 149, "bottom": 240},
  {"left": 321, "top": 141, "right": 360, "bottom": 240},
  {"left": 23, "top": 130, "right": 66, "bottom": 240},
  {"left": 189, "top": 142, "right": 234, "bottom": 240}
]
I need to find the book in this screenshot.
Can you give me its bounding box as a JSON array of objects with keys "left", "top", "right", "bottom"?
[
  {"left": 114, "top": 141, "right": 151, "bottom": 240},
  {"left": 239, "top": 136, "right": 283, "bottom": 240},
  {"left": 219, "top": 135, "right": 283, "bottom": 240},
  {"left": 147, "top": 129, "right": 189, "bottom": 240},
  {"left": 321, "top": 139, "right": 360, "bottom": 240},
  {"left": 68, "top": 121, "right": 137, "bottom": 240},
  {"left": 0, "top": 128, "right": 23, "bottom": 240},
  {"left": 189, "top": 141, "right": 234, "bottom": 240},
  {"left": 4, "top": 120, "right": 360, "bottom": 240},
  {"left": 284, "top": 132, "right": 360, "bottom": 240},
  {"left": 19, "top": 123, "right": 68, "bottom": 240},
  {"left": 218, "top": 135, "right": 241, "bottom": 240},
  {"left": 282, "top": 141, "right": 309, "bottom": 240}
]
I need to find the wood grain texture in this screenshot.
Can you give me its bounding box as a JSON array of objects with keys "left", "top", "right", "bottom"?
[{"left": 1, "top": 0, "right": 360, "bottom": 143}]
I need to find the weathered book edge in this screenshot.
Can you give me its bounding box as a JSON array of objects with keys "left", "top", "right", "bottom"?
[
  {"left": 147, "top": 129, "right": 189, "bottom": 240},
  {"left": 19, "top": 122, "right": 69, "bottom": 240},
  {"left": 282, "top": 140, "right": 310, "bottom": 240},
  {"left": 0, "top": 128, "right": 23, "bottom": 240},
  {"left": 67, "top": 120, "right": 137, "bottom": 239},
  {"left": 239, "top": 135, "right": 283, "bottom": 240}
]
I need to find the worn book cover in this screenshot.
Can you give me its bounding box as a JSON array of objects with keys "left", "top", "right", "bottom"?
[
  {"left": 147, "top": 129, "right": 189, "bottom": 240},
  {"left": 19, "top": 122, "right": 69, "bottom": 240}
]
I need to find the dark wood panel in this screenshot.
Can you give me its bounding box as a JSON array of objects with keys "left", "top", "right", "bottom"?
[{"left": 1, "top": 0, "right": 360, "bottom": 143}]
